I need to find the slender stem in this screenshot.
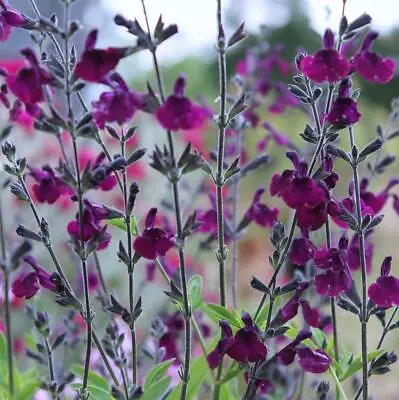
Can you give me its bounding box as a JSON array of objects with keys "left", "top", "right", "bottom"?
[
  {"left": 44, "top": 338, "right": 55, "bottom": 382},
  {"left": 139, "top": 2, "right": 191, "bottom": 398},
  {"left": 0, "top": 196, "right": 14, "bottom": 398},
  {"left": 121, "top": 136, "right": 138, "bottom": 386},
  {"left": 63, "top": 2, "right": 92, "bottom": 393},
  {"left": 215, "top": 0, "right": 228, "bottom": 308},
  {"left": 354, "top": 306, "right": 398, "bottom": 400},
  {"left": 231, "top": 129, "right": 243, "bottom": 308},
  {"left": 348, "top": 126, "right": 368, "bottom": 400},
  {"left": 93, "top": 251, "right": 108, "bottom": 297}
]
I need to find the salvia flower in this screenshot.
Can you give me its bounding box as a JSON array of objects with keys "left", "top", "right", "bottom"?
[
  {"left": 207, "top": 313, "right": 267, "bottom": 369},
  {"left": 280, "top": 283, "right": 309, "bottom": 323},
  {"left": 297, "top": 348, "right": 331, "bottom": 373},
  {"left": 368, "top": 257, "right": 399, "bottom": 308},
  {"left": 244, "top": 188, "right": 279, "bottom": 228},
  {"left": 12, "top": 256, "right": 57, "bottom": 299},
  {"left": 0, "top": 1, "right": 29, "bottom": 42},
  {"left": 6, "top": 48, "right": 53, "bottom": 104},
  {"left": 314, "top": 236, "right": 352, "bottom": 297},
  {"left": 30, "top": 165, "right": 73, "bottom": 204},
  {"left": 352, "top": 31, "right": 395, "bottom": 84},
  {"left": 289, "top": 236, "right": 316, "bottom": 266},
  {"left": 277, "top": 329, "right": 312, "bottom": 365},
  {"left": 75, "top": 30, "right": 129, "bottom": 82},
  {"left": 88, "top": 152, "right": 117, "bottom": 192},
  {"left": 92, "top": 72, "right": 143, "bottom": 129},
  {"left": 300, "top": 29, "right": 350, "bottom": 83},
  {"left": 347, "top": 232, "right": 374, "bottom": 273},
  {"left": 360, "top": 177, "right": 399, "bottom": 214},
  {"left": 155, "top": 74, "right": 210, "bottom": 131},
  {"left": 326, "top": 79, "right": 361, "bottom": 127},
  {"left": 133, "top": 208, "right": 175, "bottom": 260},
  {"left": 67, "top": 200, "right": 111, "bottom": 250}
]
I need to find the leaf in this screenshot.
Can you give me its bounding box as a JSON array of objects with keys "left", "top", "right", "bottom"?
[
  {"left": 16, "top": 380, "right": 40, "bottom": 400},
  {"left": 144, "top": 359, "right": 175, "bottom": 390},
  {"left": 0, "top": 333, "right": 6, "bottom": 361},
  {"left": 339, "top": 349, "right": 385, "bottom": 381},
  {"left": 220, "top": 362, "right": 240, "bottom": 384},
  {"left": 188, "top": 275, "right": 203, "bottom": 311},
  {"left": 71, "top": 365, "right": 109, "bottom": 391},
  {"left": 311, "top": 328, "right": 326, "bottom": 349},
  {"left": 108, "top": 216, "right": 138, "bottom": 235},
  {"left": 141, "top": 376, "right": 172, "bottom": 400},
  {"left": 202, "top": 304, "right": 243, "bottom": 329}
]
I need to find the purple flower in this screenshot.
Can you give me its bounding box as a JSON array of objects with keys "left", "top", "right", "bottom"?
[
  {"left": 314, "top": 237, "right": 352, "bottom": 297},
  {"left": 244, "top": 188, "right": 279, "bottom": 228},
  {"left": 155, "top": 75, "right": 209, "bottom": 131},
  {"left": 352, "top": 32, "right": 395, "bottom": 84},
  {"left": 92, "top": 72, "right": 143, "bottom": 129},
  {"left": 75, "top": 30, "right": 128, "bottom": 82},
  {"left": 326, "top": 78, "right": 361, "bottom": 127},
  {"left": 6, "top": 48, "right": 53, "bottom": 104},
  {"left": 360, "top": 178, "right": 399, "bottom": 214},
  {"left": 89, "top": 152, "right": 117, "bottom": 192},
  {"left": 12, "top": 256, "right": 57, "bottom": 299},
  {"left": 159, "top": 312, "right": 185, "bottom": 363},
  {"left": 300, "top": 300, "right": 320, "bottom": 328},
  {"left": 268, "top": 82, "right": 298, "bottom": 114},
  {"left": 300, "top": 29, "right": 350, "bottom": 83},
  {"left": 297, "top": 348, "right": 331, "bottom": 373},
  {"left": 289, "top": 237, "right": 316, "bottom": 265},
  {"left": 30, "top": 165, "right": 73, "bottom": 204},
  {"left": 368, "top": 257, "right": 399, "bottom": 308},
  {"left": 133, "top": 208, "right": 175, "bottom": 260},
  {"left": 347, "top": 232, "right": 374, "bottom": 273},
  {"left": 0, "top": 1, "right": 28, "bottom": 42},
  {"left": 207, "top": 313, "right": 267, "bottom": 368},
  {"left": 280, "top": 283, "right": 308, "bottom": 323},
  {"left": 67, "top": 200, "right": 111, "bottom": 251},
  {"left": 277, "top": 329, "right": 312, "bottom": 365}
]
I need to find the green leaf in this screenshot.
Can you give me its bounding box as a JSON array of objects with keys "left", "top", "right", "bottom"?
[
  {"left": 70, "top": 384, "right": 112, "bottom": 400},
  {"left": 16, "top": 380, "right": 40, "bottom": 400},
  {"left": 311, "top": 328, "right": 326, "bottom": 349},
  {"left": 220, "top": 362, "right": 240, "bottom": 384},
  {"left": 202, "top": 304, "right": 243, "bottom": 329},
  {"left": 339, "top": 349, "right": 385, "bottom": 381},
  {"left": 188, "top": 275, "right": 203, "bottom": 311},
  {"left": 0, "top": 332, "right": 6, "bottom": 361},
  {"left": 71, "top": 365, "right": 109, "bottom": 391},
  {"left": 108, "top": 216, "right": 138, "bottom": 235},
  {"left": 141, "top": 376, "right": 171, "bottom": 400},
  {"left": 144, "top": 359, "right": 175, "bottom": 390}
]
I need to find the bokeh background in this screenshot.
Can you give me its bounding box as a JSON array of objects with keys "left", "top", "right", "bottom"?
[{"left": 1, "top": 0, "right": 399, "bottom": 398}]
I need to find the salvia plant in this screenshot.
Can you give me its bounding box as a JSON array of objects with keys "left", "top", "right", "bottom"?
[{"left": 0, "top": 0, "right": 398, "bottom": 399}]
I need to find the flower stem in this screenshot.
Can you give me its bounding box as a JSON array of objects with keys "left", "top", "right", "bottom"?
[
  {"left": 348, "top": 126, "right": 368, "bottom": 400},
  {"left": 0, "top": 196, "right": 14, "bottom": 398},
  {"left": 44, "top": 338, "right": 55, "bottom": 383},
  {"left": 139, "top": 2, "right": 191, "bottom": 398},
  {"left": 120, "top": 135, "right": 138, "bottom": 386}
]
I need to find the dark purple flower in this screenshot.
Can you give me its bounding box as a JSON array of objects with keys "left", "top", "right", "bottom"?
[
  {"left": 6, "top": 48, "right": 53, "bottom": 104},
  {"left": 297, "top": 348, "right": 331, "bottom": 373},
  {"left": 352, "top": 32, "right": 395, "bottom": 84},
  {"left": 75, "top": 30, "right": 128, "bottom": 82},
  {"left": 67, "top": 200, "right": 111, "bottom": 251},
  {"left": 300, "top": 300, "right": 320, "bottom": 328},
  {"left": 0, "top": 1, "right": 28, "bottom": 42},
  {"left": 244, "top": 188, "right": 279, "bottom": 228},
  {"left": 208, "top": 313, "right": 267, "bottom": 368},
  {"left": 12, "top": 272, "right": 39, "bottom": 299},
  {"left": 277, "top": 329, "right": 312, "bottom": 365},
  {"left": 280, "top": 284, "right": 308, "bottom": 323},
  {"left": 30, "top": 165, "right": 73, "bottom": 204},
  {"left": 24, "top": 255, "right": 56, "bottom": 291},
  {"left": 347, "top": 232, "right": 374, "bottom": 273},
  {"left": 269, "top": 82, "right": 298, "bottom": 114},
  {"left": 289, "top": 237, "right": 316, "bottom": 265},
  {"left": 360, "top": 178, "right": 399, "bottom": 214},
  {"left": 155, "top": 75, "right": 209, "bottom": 131},
  {"left": 89, "top": 152, "right": 117, "bottom": 192},
  {"left": 368, "top": 257, "right": 399, "bottom": 308},
  {"left": 133, "top": 208, "right": 174, "bottom": 260},
  {"left": 300, "top": 29, "right": 350, "bottom": 83},
  {"left": 314, "top": 237, "right": 352, "bottom": 297},
  {"left": 159, "top": 312, "right": 185, "bottom": 363},
  {"left": 92, "top": 72, "right": 143, "bottom": 129}
]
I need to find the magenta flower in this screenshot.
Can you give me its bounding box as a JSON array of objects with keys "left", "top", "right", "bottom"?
[
  {"left": 208, "top": 313, "right": 267, "bottom": 369},
  {"left": 352, "top": 32, "right": 395, "bottom": 84},
  {"left": 289, "top": 237, "right": 316, "bottom": 265},
  {"left": 271, "top": 152, "right": 329, "bottom": 231},
  {"left": 297, "top": 348, "right": 331, "bottom": 373},
  {"left": 133, "top": 208, "right": 175, "bottom": 260},
  {"left": 300, "top": 29, "right": 350, "bottom": 83},
  {"left": 12, "top": 256, "right": 57, "bottom": 299},
  {"left": 89, "top": 152, "right": 117, "bottom": 192},
  {"left": 368, "top": 257, "right": 399, "bottom": 308},
  {"left": 0, "top": 1, "right": 28, "bottom": 42},
  {"left": 360, "top": 178, "right": 399, "bottom": 214},
  {"left": 244, "top": 188, "right": 279, "bottom": 228},
  {"left": 30, "top": 165, "right": 73, "bottom": 204},
  {"left": 67, "top": 200, "right": 111, "bottom": 251},
  {"left": 314, "top": 237, "right": 352, "bottom": 297},
  {"left": 75, "top": 30, "right": 128, "bottom": 82},
  {"left": 6, "top": 48, "right": 53, "bottom": 104},
  {"left": 329, "top": 197, "right": 374, "bottom": 229},
  {"left": 92, "top": 72, "right": 143, "bottom": 129},
  {"left": 269, "top": 82, "right": 298, "bottom": 114},
  {"left": 155, "top": 75, "right": 209, "bottom": 131}
]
